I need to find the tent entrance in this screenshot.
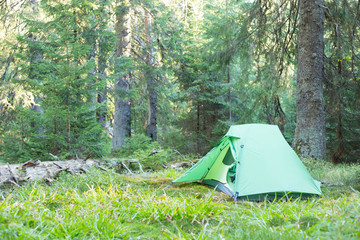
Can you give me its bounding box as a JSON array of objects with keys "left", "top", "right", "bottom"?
[
  {"left": 222, "top": 146, "right": 235, "bottom": 166},
  {"left": 204, "top": 144, "right": 234, "bottom": 183},
  {"left": 202, "top": 143, "right": 236, "bottom": 196}
]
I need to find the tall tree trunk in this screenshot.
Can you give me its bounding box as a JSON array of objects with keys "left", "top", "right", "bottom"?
[
  {"left": 227, "top": 67, "right": 231, "bottom": 121},
  {"left": 196, "top": 102, "right": 200, "bottom": 154},
  {"left": 96, "top": 3, "right": 109, "bottom": 129},
  {"left": 88, "top": 44, "right": 97, "bottom": 120},
  {"left": 112, "top": 2, "right": 132, "bottom": 151},
  {"left": 29, "top": 34, "right": 44, "bottom": 131},
  {"left": 226, "top": 0, "right": 231, "bottom": 122},
  {"left": 145, "top": 8, "right": 157, "bottom": 142},
  {"left": 331, "top": 27, "right": 344, "bottom": 163},
  {"left": 97, "top": 36, "right": 108, "bottom": 128},
  {"left": 292, "top": 0, "right": 326, "bottom": 160},
  {"left": 28, "top": 1, "right": 44, "bottom": 134}
]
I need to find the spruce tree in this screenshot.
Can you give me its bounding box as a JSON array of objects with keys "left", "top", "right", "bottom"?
[{"left": 5, "top": 0, "right": 112, "bottom": 160}]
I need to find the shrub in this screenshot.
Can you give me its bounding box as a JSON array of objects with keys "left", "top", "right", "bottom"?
[{"left": 114, "top": 134, "right": 180, "bottom": 171}]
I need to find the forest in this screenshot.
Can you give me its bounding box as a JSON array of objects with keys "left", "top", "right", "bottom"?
[
  {"left": 0, "top": 0, "right": 360, "bottom": 239},
  {"left": 1, "top": 0, "right": 359, "bottom": 163}
]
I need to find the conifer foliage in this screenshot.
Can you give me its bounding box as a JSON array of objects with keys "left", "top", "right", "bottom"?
[
  {"left": 2, "top": 0, "right": 112, "bottom": 161},
  {"left": 0, "top": 0, "right": 360, "bottom": 163}
]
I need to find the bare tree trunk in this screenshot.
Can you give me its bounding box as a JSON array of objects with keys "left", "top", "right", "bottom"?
[
  {"left": 96, "top": 3, "right": 109, "bottom": 129},
  {"left": 332, "top": 28, "right": 344, "bottom": 163},
  {"left": 112, "top": 2, "right": 132, "bottom": 152},
  {"left": 145, "top": 8, "right": 157, "bottom": 141},
  {"left": 29, "top": 34, "right": 44, "bottom": 122},
  {"left": 227, "top": 68, "right": 231, "bottom": 121},
  {"left": 226, "top": 0, "right": 231, "bottom": 122},
  {"left": 97, "top": 36, "right": 107, "bottom": 128},
  {"left": 66, "top": 107, "right": 70, "bottom": 151},
  {"left": 28, "top": 36, "right": 46, "bottom": 137},
  {"left": 196, "top": 102, "right": 200, "bottom": 154},
  {"left": 88, "top": 44, "right": 97, "bottom": 119},
  {"left": 292, "top": 0, "right": 326, "bottom": 160}
]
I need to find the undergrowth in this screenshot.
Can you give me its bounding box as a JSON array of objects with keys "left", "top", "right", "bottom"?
[
  {"left": 0, "top": 159, "right": 359, "bottom": 239},
  {"left": 111, "top": 134, "right": 190, "bottom": 171}
]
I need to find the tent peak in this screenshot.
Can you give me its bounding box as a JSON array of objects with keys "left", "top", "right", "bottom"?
[{"left": 225, "top": 124, "right": 280, "bottom": 138}]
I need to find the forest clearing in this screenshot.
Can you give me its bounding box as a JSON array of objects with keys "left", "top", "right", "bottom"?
[
  {"left": 1, "top": 0, "right": 360, "bottom": 239},
  {"left": 0, "top": 159, "right": 359, "bottom": 239}
]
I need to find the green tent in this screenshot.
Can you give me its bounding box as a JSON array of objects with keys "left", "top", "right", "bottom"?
[{"left": 173, "top": 124, "right": 322, "bottom": 201}]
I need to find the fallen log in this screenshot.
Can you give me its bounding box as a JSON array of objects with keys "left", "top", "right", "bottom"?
[
  {"left": 0, "top": 159, "right": 100, "bottom": 187},
  {"left": 0, "top": 157, "right": 193, "bottom": 188}
]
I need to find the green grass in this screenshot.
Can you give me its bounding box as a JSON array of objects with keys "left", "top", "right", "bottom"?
[{"left": 0, "top": 160, "right": 359, "bottom": 239}]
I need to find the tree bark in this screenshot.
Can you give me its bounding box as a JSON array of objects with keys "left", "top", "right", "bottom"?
[
  {"left": 112, "top": 2, "right": 132, "bottom": 151},
  {"left": 196, "top": 102, "right": 200, "bottom": 154},
  {"left": 28, "top": 33, "right": 46, "bottom": 136},
  {"left": 96, "top": 3, "right": 110, "bottom": 129},
  {"left": 97, "top": 36, "right": 108, "bottom": 128},
  {"left": 292, "top": 0, "right": 326, "bottom": 160},
  {"left": 331, "top": 26, "right": 344, "bottom": 163},
  {"left": 145, "top": 8, "right": 157, "bottom": 141},
  {"left": 0, "top": 159, "right": 101, "bottom": 187},
  {"left": 226, "top": 0, "right": 231, "bottom": 122},
  {"left": 227, "top": 67, "right": 231, "bottom": 121},
  {"left": 88, "top": 43, "right": 97, "bottom": 120}
]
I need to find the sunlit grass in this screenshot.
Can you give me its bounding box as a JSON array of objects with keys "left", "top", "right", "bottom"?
[
  {"left": 0, "top": 160, "right": 359, "bottom": 239},
  {"left": 303, "top": 158, "right": 360, "bottom": 186}
]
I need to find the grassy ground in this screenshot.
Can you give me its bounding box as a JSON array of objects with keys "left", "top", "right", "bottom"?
[{"left": 0, "top": 159, "right": 359, "bottom": 239}]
